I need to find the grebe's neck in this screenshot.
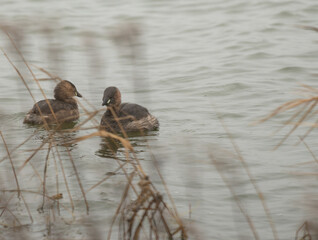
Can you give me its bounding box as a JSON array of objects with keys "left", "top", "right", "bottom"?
[
  {"left": 106, "top": 105, "right": 121, "bottom": 115},
  {"left": 63, "top": 98, "right": 77, "bottom": 105}
]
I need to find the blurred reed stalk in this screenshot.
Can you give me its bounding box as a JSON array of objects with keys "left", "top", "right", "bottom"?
[
  {"left": 257, "top": 84, "right": 318, "bottom": 149},
  {"left": 212, "top": 109, "right": 279, "bottom": 240},
  {"left": 258, "top": 22, "right": 318, "bottom": 235}
]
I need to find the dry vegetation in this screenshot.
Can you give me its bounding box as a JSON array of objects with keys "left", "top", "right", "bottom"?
[
  {"left": 258, "top": 25, "right": 318, "bottom": 238},
  {"left": 0, "top": 24, "right": 187, "bottom": 239},
  {"left": 1, "top": 22, "right": 318, "bottom": 240},
  {"left": 257, "top": 83, "right": 318, "bottom": 239}
]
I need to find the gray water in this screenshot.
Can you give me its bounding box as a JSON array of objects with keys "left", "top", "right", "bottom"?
[{"left": 0, "top": 0, "right": 318, "bottom": 239}]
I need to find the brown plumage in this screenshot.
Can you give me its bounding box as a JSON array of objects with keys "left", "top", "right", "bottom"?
[
  {"left": 23, "top": 80, "right": 82, "bottom": 125},
  {"left": 100, "top": 86, "right": 159, "bottom": 133}
]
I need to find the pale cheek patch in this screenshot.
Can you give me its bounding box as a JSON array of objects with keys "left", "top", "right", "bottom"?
[{"left": 107, "top": 99, "right": 111, "bottom": 104}]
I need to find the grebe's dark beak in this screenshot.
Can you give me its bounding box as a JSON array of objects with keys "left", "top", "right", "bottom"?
[{"left": 76, "top": 91, "right": 82, "bottom": 98}]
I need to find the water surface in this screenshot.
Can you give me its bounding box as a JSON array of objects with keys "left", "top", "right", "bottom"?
[{"left": 0, "top": 0, "right": 318, "bottom": 239}]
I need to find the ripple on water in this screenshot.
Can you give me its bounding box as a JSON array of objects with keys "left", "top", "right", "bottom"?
[
  {"left": 273, "top": 10, "right": 302, "bottom": 19},
  {"left": 246, "top": 52, "right": 273, "bottom": 60},
  {"left": 276, "top": 66, "right": 305, "bottom": 73},
  {"left": 303, "top": 4, "right": 318, "bottom": 14},
  {"left": 202, "top": 82, "right": 250, "bottom": 98}
]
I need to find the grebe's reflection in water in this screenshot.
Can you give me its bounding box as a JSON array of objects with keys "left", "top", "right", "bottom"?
[
  {"left": 95, "top": 137, "right": 120, "bottom": 159},
  {"left": 24, "top": 120, "right": 80, "bottom": 152},
  {"left": 95, "top": 131, "right": 159, "bottom": 160}
]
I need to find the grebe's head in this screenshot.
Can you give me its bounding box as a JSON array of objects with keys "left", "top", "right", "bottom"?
[
  {"left": 102, "top": 86, "right": 121, "bottom": 107},
  {"left": 54, "top": 80, "right": 82, "bottom": 101}
]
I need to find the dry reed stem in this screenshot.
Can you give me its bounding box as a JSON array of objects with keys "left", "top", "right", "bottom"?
[
  {"left": 271, "top": 101, "right": 310, "bottom": 136},
  {"left": 109, "top": 107, "right": 129, "bottom": 138},
  {"left": 0, "top": 131, "right": 21, "bottom": 198},
  {"left": 109, "top": 169, "right": 164, "bottom": 239},
  {"left": 0, "top": 130, "right": 38, "bottom": 165},
  {"left": 216, "top": 109, "right": 279, "bottom": 240},
  {"left": 295, "top": 221, "right": 312, "bottom": 240},
  {"left": 113, "top": 154, "right": 140, "bottom": 198},
  {"left": 2, "top": 30, "right": 59, "bottom": 125},
  {"left": 210, "top": 152, "right": 260, "bottom": 240},
  {"left": 125, "top": 170, "right": 185, "bottom": 239},
  {"left": 34, "top": 63, "right": 95, "bottom": 115},
  {"left": 274, "top": 100, "right": 318, "bottom": 150},
  {"left": 0, "top": 47, "right": 51, "bottom": 129},
  {"left": 30, "top": 63, "right": 62, "bottom": 82},
  {"left": 68, "top": 130, "right": 133, "bottom": 151},
  {"left": 256, "top": 97, "right": 318, "bottom": 124},
  {"left": 37, "top": 77, "right": 59, "bottom": 81},
  {"left": 153, "top": 158, "right": 185, "bottom": 232},
  {"left": 40, "top": 142, "right": 52, "bottom": 212},
  {"left": 282, "top": 121, "right": 318, "bottom": 128},
  {"left": 1, "top": 189, "right": 74, "bottom": 216},
  {"left": 292, "top": 160, "right": 318, "bottom": 166},
  {"left": 51, "top": 150, "right": 61, "bottom": 215},
  {"left": 147, "top": 200, "right": 166, "bottom": 238},
  {"left": 130, "top": 149, "right": 147, "bottom": 178},
  {"left": 64, "top": 109, "right": 101, "bottom": 133},
  {"left": 131, "top": 198, "right": 157, "bottom": 239},
  {"left": 127, "top": 182, "right": 154, "bottom": 237},
  {"left": 120, "top": 211, "right": 127, "bottom": 240},
  {"left": 0, "top": 192, "right": 22, "bottom": 225},
  {"left": 66, "top": 146, "right": 89, "bottom": 215},
  {"left": 63, "top": 126, "right": 99, "bottom": 131},
  {"left": 17, "top": 136, "right": 49, "bottom": 173},
  {"left": 107, "top": 171, "right": 135, "bottom": 240},
  {"left": 301, "top": 84, "right": 318, "bottom": 94},
  {"left": 256, "top": 85, "right": 318, "bottom": 148},
  {"left": 299, "top": 138, "right": 318, "bottom": 165},
  {"left": 296, "top": 117, "right": 318, "bottom": 145},
  {"left": 52, "top": 141, "right": 75, "bottom": 213},
  {"left": 4, "top": 208, "right": 22, "bottom": 226},
  {"left": 290, "top": 172, "right": 318, "bottom": 176},
  {"left": 147, "top": 203, "right": 160, "bottom": 239},
  {"left": 21, "top": 193, "right": 33, "bottom": 223},
  {"left": 76, "top": 96, "right": 101, "bottom": 126},
  {"left": 28, "top": 161, "right": 43, "bottom": 183},
  {"left": 86, "top": 161, "right": 128, "bottom": 193},
  {"left": 157, "top": 204, "right": 173, "bottom": 239}
]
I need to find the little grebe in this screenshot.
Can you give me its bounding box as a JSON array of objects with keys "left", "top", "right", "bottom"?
[
  {"left": 100, "top": 86, "right": 159, "bottom": 133},
  {"left": 23, "top": 80, "right": 82, "bottom": 125}
]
